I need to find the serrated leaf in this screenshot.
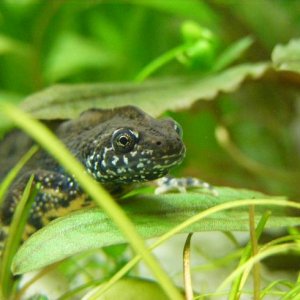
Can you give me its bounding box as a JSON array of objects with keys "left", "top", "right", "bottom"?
[
  {"left": 12, "top": 187, "right": 300, "bottom": 275},
  {"left": 20, "top": 62, "right": 269, "bottom": 120},
  {"left": 272, "top": 38, "right": 300, "bottom": 73}
]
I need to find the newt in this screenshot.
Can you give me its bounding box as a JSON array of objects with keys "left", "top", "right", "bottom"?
[{"left": 0, "top": 105, "right": 185, "bottom": 252}]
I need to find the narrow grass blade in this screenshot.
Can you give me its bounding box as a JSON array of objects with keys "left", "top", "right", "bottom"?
[
  {"left": 229, "top": 210, "right": 271, "bottom": 300},
  {"left": 0, "top": 145, "right": 38, "bottom": 205},
  {"left": 0, "top": 175, "right": 36, "bottom": 299},
  {"left": 218, "top": 243, "right": 300, "bottom": 293},
  {"left": 80, "top": 198, "right": 300, "bottom": 299},
  {"left": 183, "top": 233, "right": 193, "bottom": 300}
]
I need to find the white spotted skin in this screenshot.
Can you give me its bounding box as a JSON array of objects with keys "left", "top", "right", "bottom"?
[{"left": 123, "top": 156, "right": 129, "bottom": 165}]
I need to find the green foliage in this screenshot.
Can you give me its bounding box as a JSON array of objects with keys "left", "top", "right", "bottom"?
[
  {"left": 11, "top": 189, "right": 300, "bottom": 275},
  {"left": 229, "top": 210, "right": 271, "bottom": 299},
  {"left": 0, "top": 175, "right": 36, "bottom": 299},
  {"left": 82, "top": 277, "right": 169, "bottom": 300},
  {"left": 0, "top": 146, "right": 38, "bottom": 204},
  {"left": 18, "top": 62, "right": 268, "bottom": 120},
  {"left": 272, "top": 38, "right": 300, "bottom": 73},
  {"left": 0, "top": 0, "right": 300, "bottom": 299}
]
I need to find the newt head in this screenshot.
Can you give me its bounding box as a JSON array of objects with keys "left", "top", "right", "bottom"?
[{"left": 64, "top": 106, "right": 186, "bottom": 184}]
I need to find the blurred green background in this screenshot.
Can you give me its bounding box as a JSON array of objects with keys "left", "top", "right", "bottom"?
[{"left": 0, "top": 0, "right": 300, "bottom": 199}]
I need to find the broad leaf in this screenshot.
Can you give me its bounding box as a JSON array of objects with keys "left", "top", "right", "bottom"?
[
  {"left": 20, "top": 63, "right": 269, "bottom": 120},
  {"left": 12, "top": 187, "right": 300, "bottom": 275},
  {"left": 84, "top": 278, "right": 168, "bottom": 300}
]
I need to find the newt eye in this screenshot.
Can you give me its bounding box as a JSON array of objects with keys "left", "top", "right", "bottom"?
[
  {"left": 173, "top": 121, "right": 183, "bottom": 138},
  {"left": 112, "top": 128, "right": 139, "bottom": 153}
]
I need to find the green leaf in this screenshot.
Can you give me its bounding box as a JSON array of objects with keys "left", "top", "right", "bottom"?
[
  {"left": 0, "top": 146, "right": 38, "bottom": 205},
  {"left": 0, "top": 175, "right": 36, "bottom": 298},
  {"left": 229, "top": 210, "right": 271, "bottom": 299},
  {"left": 272, "top": 38, "right": 300, "bottom": 73},
  {"left": 12, "top": 187, "right": 300, "bottom": 275},
  {"left": 84, "top": 277, "right": 168, "bottom": 300},
  {"left": 27, "top": 295, "right": 49, "bottom": 300},
  {"left": 213, "top": 36, "right": 254, "bottom": 72},
  {"left": 21, "top": 62, "right": 269, "bottom": 120}
]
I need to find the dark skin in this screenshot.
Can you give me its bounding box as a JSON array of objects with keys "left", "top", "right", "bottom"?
[{"left": 0, "top": 106, "right": 185, "bottom": 251}]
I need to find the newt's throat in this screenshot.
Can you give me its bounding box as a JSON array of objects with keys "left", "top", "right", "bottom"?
[{"left": 85, "top": 146, "right": 185, "bottom": 184}]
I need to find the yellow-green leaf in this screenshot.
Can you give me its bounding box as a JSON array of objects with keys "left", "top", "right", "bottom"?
[{"left": 12, "top": 188, "right": 300, "bottom": 275}]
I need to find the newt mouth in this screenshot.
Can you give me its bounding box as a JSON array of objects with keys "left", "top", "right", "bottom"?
[{"left": 154, "top": 151, "right": 185, "bottom": 169}]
